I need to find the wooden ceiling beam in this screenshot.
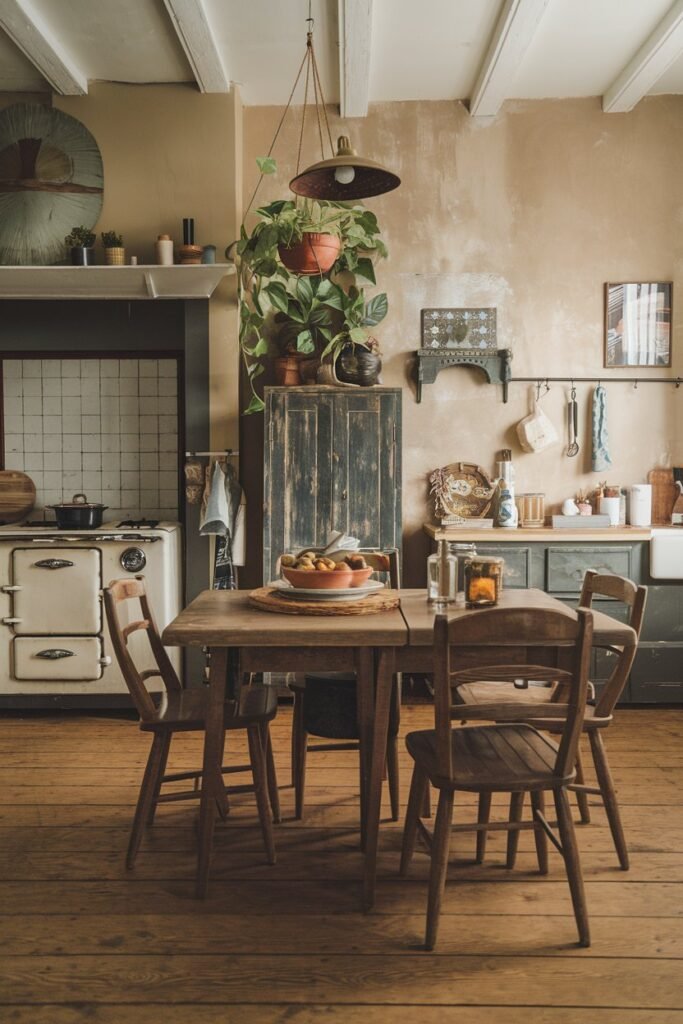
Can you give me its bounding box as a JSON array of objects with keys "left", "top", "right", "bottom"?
[
  {"left": 338, "top": 0, "right": 373, "bottom": 118},
  {"left": 0, "top": 0, "right": 87, "bottom": 95},
  {"left": 603, "top": 0, "right": 683, "bottom": 113},
  {"left": 469, "top": 0, "right": 550, "bottom": 117},
  {"left": 162, "top": 0, "right": 229, "bottom": 94}
]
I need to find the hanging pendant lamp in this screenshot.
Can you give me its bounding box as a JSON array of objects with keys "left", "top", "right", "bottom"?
[
  {"left": 289, "top": 134, "right": 400, "bottom": 201},
  {"left": 246, "top": 6, "right": 399, "bottom": 209}
]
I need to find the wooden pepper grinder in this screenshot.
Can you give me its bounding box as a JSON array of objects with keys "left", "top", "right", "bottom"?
[{"left": 178, "top": 218, "right": 202, "bottom": 265}]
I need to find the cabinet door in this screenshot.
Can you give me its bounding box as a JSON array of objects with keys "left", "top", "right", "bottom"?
[
  {"left": 264, "top": 388, "right": 402, "bottom": 584},
  {"left": 264, "top": 390, "right": 334, "bottom": 583},
  {"left": 331, "top": 390, "right": 401, "bottom": 551},
  {"left": 630, "top": 645, "right": 683, "bottom": 702},
  {"left": 546, "top": 546, "right": 634, "bottom": 594},
  {"left": 474, "top": 545, "right": 532, "bottom": 589}
]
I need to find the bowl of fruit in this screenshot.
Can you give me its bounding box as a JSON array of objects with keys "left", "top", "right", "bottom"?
[{"left": 280, "top": 552, "right": 373, "bottom": 590}]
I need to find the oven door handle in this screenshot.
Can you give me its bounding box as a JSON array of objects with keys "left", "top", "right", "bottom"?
[
  {"left": 33, "top": 558, "right": 75, "bottom": 570},
  {"left": 34, "top": 648, "right": 76, "bottom": 660},
  {"left": 1, "top": 586, "right": 22, "bottom": 593}
]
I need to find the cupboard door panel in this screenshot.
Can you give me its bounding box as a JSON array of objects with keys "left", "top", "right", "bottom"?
[
  {"left": 546, "top": 546, "right": 633, "bottom": 594},
  {"left": 263, "top": 388, "right": 401, "bottom": 585}
]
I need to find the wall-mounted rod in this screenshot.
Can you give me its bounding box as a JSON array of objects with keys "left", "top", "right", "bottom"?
[
  {"left": 504, "top": 376, "right": 682, "bottom": 402},
  {"left": 185, "top": 449, "right": 239, "bottom": 457}
]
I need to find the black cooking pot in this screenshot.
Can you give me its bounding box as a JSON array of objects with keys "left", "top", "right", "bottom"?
[{"left": 47, "top": 493, "right": 108, "bottom": 529}]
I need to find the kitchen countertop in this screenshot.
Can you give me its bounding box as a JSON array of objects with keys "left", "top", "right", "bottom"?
[{"left": 424, "top": 523, "right": 654, "bottom": 542}]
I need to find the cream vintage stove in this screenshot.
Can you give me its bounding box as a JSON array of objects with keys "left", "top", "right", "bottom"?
[{"left": 0, "top": 519, "right": 182, "bottom": 707}]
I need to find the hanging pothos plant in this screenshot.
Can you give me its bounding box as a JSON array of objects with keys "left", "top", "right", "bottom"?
[{"left": 235, "top": 159, "right": 388, "bottom": 414}]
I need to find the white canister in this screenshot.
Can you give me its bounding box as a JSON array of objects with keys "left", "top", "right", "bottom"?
[
  {"left": 155, "top": 234, "right": 174, "bottom": 265},
  {"left": 629, "top": 484, "right": 652, "bottom": 527},
  {"left": 599, "top": 495, "right": 621, "bottom": 527}
]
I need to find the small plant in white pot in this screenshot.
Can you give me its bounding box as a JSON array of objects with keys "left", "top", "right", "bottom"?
[{"left": 101, "top": 230, "right": 125, "bottom": 265}]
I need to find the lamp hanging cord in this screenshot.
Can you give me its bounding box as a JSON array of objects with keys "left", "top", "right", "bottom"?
[
  {"left": 309, "top": 29, "right": 335, "bottom": 157},
  {"left": 295, "top": 33, "right": 313, "bottom": 178},
  {"left": 243, "top": 46, "right": 309, "bottom": 218}
]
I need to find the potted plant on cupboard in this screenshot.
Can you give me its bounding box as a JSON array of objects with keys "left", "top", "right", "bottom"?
[
  {"left": 65, "top": 226, "right": 96, "bottom": 265},
  {"left": 101, "top": 230, "right": 125, "bottom": 265},
  {"left": 235, "top": 159, "right": 388, "bottom": 413},
  {"left": 319, "top": 285, "right": 387, "bottom": 386}
]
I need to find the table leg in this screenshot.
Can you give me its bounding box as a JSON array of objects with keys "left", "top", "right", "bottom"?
[
  {"left": 196, "top": 645, "right": 228, "bottom": 899},
  {"left": 363, "top": 647, "right": 395, "bottom": 911},
  {"left": 355, "top": 647, "right": 375, "bottom": 850}
]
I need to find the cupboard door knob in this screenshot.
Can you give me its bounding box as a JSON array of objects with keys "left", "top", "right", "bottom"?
[{"left": 341, "top": 489, "right": 347, "bottom": 501}]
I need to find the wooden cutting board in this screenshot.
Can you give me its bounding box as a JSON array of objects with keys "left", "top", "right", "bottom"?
[
  {"left": 648, "top": 468, "right": 676, "bottom": 525},
  {"left": 0, "top": 470, "right": 35, "bottom": 522},
  {"left": 249, "top": 587, "right": 400, "bottom": 616}
]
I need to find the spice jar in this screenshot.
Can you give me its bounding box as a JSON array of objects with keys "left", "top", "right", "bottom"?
[{"left": 463, "top": 555, "right": 504, "bottom": 608}]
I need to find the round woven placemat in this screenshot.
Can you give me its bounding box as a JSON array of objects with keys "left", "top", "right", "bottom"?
[{"left": 249, "top": 586, "right": 399, "bottom": 616}]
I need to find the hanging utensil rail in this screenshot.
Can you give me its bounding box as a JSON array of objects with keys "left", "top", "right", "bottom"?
[{"left": 503, "top": 377, "right": 682, "bottom": 402}]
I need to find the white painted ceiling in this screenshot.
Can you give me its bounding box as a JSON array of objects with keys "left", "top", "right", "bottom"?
[{"left": 0, "top": 0, "right": 682, "bottom": 110}]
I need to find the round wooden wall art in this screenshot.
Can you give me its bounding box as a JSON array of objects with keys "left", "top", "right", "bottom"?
[{"left": 0, "top": 103, "right": 103, "bottom": 265}]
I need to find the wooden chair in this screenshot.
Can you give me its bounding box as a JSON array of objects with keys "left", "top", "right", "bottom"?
[
  {"left": 456, "top": 572, "right": 647, "bottom": 869},
  {"left": 400, "top": 606, "right": 593, "bottom": 950},
  {"left": 290, "top": 549, "right": 402, "bottom": 821},
  {"left": 104, "top": 576, "right": 280, "bottom": 871}
]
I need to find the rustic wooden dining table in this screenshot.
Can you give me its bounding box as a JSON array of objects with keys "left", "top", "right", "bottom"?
[{"left": 162, "top": 586, "right": 637, "bottom": 910}]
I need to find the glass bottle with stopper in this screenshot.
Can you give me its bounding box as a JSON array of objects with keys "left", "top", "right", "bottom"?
[{"left": 427, "top": 540, "right": 457, "bottom": 607}]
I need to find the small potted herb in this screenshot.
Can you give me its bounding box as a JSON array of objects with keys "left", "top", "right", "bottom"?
[
  {"left": 65, "top": 226, "right": 96, "bottom": 266},
  {"left": 101, "top": 230, "right": 125, "bottom": 265}
]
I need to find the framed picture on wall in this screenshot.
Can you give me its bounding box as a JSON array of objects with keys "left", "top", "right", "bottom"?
[{"left": 604, "top": 282, "right": 672, "bottom": 367}]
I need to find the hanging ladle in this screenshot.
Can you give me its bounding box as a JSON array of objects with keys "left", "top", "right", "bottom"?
[{"left": 567, "top": 385, "right": 579, "bottom": 457}]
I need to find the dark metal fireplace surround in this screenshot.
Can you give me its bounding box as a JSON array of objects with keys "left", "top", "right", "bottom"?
[{"left": 0, "top": 299, "right": 211, "bottom": 698}]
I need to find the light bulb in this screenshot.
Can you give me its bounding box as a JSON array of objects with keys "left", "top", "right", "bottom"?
[{"left": 334, "top": 165, "right": 356, "bottom": 185}]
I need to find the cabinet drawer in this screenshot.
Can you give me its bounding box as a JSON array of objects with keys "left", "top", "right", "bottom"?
[
  {"left": 474, "top": 546, "right": 531, "bottom": 589},
  {"left": 12, "top": 636, "right": 105, "bottom": 681},
  {"left": 640, "top": 586, "right": 683, "bottom": 643},
  {"left": 630, "top": 646, "right": 683, "bottom": 702},
  {"left": 546, "top": 546, "right": 633, "bottom": 594}
]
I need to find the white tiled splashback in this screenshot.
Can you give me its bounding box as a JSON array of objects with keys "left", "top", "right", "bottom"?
[{"left": 3, "top": 358, "right": 179, "bottom": 521}]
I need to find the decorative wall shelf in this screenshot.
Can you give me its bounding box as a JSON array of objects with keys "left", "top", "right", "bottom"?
[
  {"left": 415, "top": 347, "right": 513, "bottom": 402},
  {"left": 0, "top": 264, "right": 235, "bottom": 300}
]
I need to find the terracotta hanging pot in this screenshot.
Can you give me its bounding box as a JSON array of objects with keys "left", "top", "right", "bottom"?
[
  {"left": 335, "top": 343, "right": 382, "bottom": 387},
  {"left": 274, "top": 355, "right": 302, "bottom": 386},
  {"left": 278, "top": 232, "right": 341, "bottom": 276}
]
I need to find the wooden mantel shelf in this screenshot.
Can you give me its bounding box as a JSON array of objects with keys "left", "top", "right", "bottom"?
[{"left": 0, "top": 264, "right": 235, "bottom": 300}]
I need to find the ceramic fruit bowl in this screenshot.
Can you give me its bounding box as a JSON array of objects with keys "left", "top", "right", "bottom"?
[{"left": 282, "top": 566, "right": 353, "bottom": 589}]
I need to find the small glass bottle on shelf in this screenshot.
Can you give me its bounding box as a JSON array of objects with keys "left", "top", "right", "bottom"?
[
  {"left": 427, "top": 540, "right": 457, "bottom": 606},
  {"left": 463, "top": 555, "right": 504, "bottom": 608}
]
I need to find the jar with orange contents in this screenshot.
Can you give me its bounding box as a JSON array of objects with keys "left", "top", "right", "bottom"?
[{"left": 463, "top": 555, "right": 504, "bottom": 609}]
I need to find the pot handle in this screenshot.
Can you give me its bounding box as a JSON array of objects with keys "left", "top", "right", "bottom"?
[{"left": 72, "top": 493, "right": 88, "bottom": 504}]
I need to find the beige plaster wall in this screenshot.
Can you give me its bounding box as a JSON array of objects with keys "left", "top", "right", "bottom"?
[
  {"left": 244, "top": 97, "right": 683, "bottom": 580},
  {"left": 1, "top": 84, "right": 241, "bottom": 450}
]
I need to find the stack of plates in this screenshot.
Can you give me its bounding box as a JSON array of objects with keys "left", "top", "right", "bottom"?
[{"left": 268, "top": 579, "right": 385, "bottom": 603}]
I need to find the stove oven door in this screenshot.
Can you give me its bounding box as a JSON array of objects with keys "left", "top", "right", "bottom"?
[
  {"left": 10, "top": 548, "right": 102, "bottom": 635},
  {"left": 12, "top": 637, "right": 105, "bottom": 681}
]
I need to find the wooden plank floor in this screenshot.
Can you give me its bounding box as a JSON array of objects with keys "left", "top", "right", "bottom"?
[{"left": 1, "top": 705, "right": 682, "bottom": 1023}]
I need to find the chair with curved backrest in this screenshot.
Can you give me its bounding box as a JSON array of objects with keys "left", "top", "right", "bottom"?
[
  {"left": 104, "top": 576, "right": 280, "bottom": 871},
  {"left": 400, "top": 605, "right": 593, "bottom": 951},
  {"left": 456, "top": 571, "right": 647, "bottom": 869},
  {"left": 290, "top": 548, "right": 401, "bottom": 821}
]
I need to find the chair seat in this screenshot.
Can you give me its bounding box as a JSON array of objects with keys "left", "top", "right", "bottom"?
[
  {"left": 457, "top": 680, "right": 557, "bottom": 706},
  {"left": 141, "top": 682, "right": 278, "bottom": 732},
  {"left": 456, "top": 682, "right": 612, "bottom": 731},
  {"left": 406, "top": 723, "right": 567, "bottom": 792}
]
